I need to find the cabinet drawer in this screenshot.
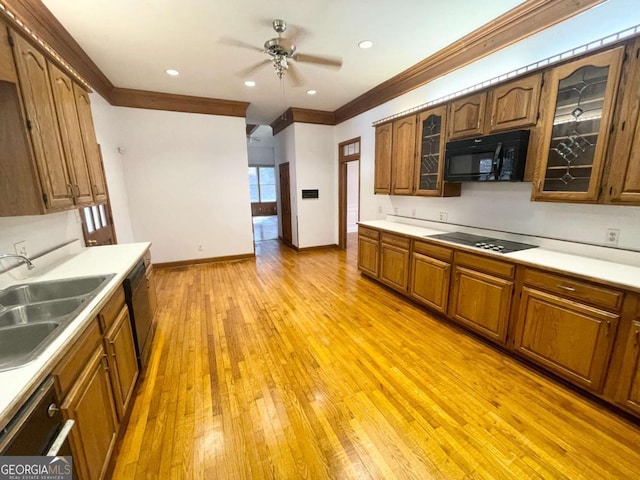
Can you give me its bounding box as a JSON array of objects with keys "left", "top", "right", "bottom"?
[
  {"left": 454, "top": 251, "right": 515, "bottom": 279},
  {"left": 53, "top": 318, "right": 102, "bottom": 397},
  {"left": 98, "top": 286, "right": 126, "bottom": 333},
  {"left": 523, "top": 269, "right": 623, "bottom": 311},
  {"left": 358, "top": 226, "right": 380, "bottom": 240},
  {"left": 413, "top": 240, "right": 453, "bottom": 262},
  {"left": 381, "top": 232, "right": 410, "bottom": 249}
]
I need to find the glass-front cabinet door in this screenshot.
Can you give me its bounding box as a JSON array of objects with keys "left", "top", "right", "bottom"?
[
  {"left": 533, "top": 47, "right": 624, "bottom": 202},
  {"left": 415, "top": 106, "right": 460, "bottom": 197}
]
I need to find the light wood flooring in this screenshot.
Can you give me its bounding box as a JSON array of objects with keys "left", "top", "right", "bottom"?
[{"left": 111, "top": 236, "right": 640, "bottom": 479}]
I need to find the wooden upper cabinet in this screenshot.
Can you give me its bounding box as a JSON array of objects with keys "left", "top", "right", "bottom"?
[
  {"left": 447, "top": 92, "right": 486, "bottom": 140},
  {"left": 488, "top": 74, "right": 542, "bottom": 132},
  {"left": 48, "top": 62, "right": 93, "bottom": 206},
  {"left": 605, "top": 39, "right": 640, "bottom": 205},
  {"left": 374, "top": 123, "right": 392, "bottom": 194},
  {"left": 414, "top": 106, "right": 460, "bottom": 197},
  {"left": 513, "top": 287, "right": 619, "bottom": 392},
  {"left": 391, "top": 115, "right": 416, "bottom": 195},
  {"left": 74, "top": 84, "right": 108, "bottom": 203},
  {"left": 11, "top": 31, "right": 74, "bottom": 210},
  {"left": 532, "top": 47, "right": 624, "bottom": 202}
]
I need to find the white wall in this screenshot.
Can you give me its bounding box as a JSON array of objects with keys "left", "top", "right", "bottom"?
[
  {"left": 294, "top": 123, "right": 337, "bottom": 249},
  {"left": 335, "top": 0, "right": 640, "bottom": 252},
  {"left": 347, "top": 160, "right": 359, "bottom": 233},
  {"left": 89, "top": 93, "right": 135, "bottom": 243},
  {"left": 116, "top": 108, "right": 254, "bottom": 263},
  {"left": 248, "top": 145, "right": 275, "bottom": 166},
  {"left": 273, "top": 125, "right": 298, "bottom": 245}
]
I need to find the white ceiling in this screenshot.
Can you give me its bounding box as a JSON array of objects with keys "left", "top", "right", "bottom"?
[{"left": 41, "top": 0, "right": 524, "bottom": 125}]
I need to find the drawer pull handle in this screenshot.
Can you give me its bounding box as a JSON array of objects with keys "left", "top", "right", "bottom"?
[{"left": 557, "top": 285, "right": 576, "bottom": 292}]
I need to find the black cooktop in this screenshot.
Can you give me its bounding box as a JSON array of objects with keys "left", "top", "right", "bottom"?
[{"left": 427, "top": 232, "right": 537, "bottom": 254}]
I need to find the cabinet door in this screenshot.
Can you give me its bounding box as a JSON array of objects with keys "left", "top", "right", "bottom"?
[
  {"left": 533, "top": 48, "right": 623, "bottom": 202},
  {"left": 11, "top": 32, "right": 74, "bottom": 210},
  {"left": 616, "top": 320, "right": 640, "bottom": 415},
  {"left": 414, "top": 106, "right": 459, "bottom": 197},
  {"left": 62, "top": 346, "right": 118, "bottom": 480},
  {"left": 105, "top": 306, "right": 139, "bottom": 420},
  {"left": 379, "top": 243, "right": 409, "bottom": 292},
  {"left": 374, "top": 123, "right": 392, "bottom": 194},
  {"left": 513, "top": 287, "right": 619, "bottom": 392},
  {"left": 447, "top": 92, "right": 486, "bottom": 140},
  {"left": 358, "top": 236, "right": 379, "bottom": 277},
  {"left": 48, "top": 62, "right": 93, "bottom": 206},
  {"left": 488, "top": 74, "right": 542, "bottom": 132},
  {"left": 606, "top": 40, "right": 640, "bottom": 205},
  {"left": 449, "top": 266, "right": 513, "bottom": 344},
  {"left": 391, "top": 115, "right": 416, "bottom": 195},
  {"left": 410, "top": 252, "right": 450, "bottom": 314},
  {"left": 74, "top": 83, "right": 108, "bottom": 203}
]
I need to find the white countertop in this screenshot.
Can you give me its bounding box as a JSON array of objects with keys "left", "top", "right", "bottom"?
[
  {"left": 0, "top": 241, "right": 150, "bottom": 429},
  {"left": 359, "top": 219, "right": 640, "bottom": 292}
]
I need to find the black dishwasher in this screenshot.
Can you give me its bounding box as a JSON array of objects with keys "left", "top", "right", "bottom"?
[
  {"left": 123, "top": 260, "right": 153, "bottom": 369},
  {"left": 0, "top": 376, "right": 74, "bottom": 459}
]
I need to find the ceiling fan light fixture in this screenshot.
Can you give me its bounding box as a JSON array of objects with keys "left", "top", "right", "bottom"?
[
  {"left": 358, "top": 40, "right": 374, "bottom": 49},
  {"left": 306, "top": 89, "right": 317, "bottom": 95},
  {"left": 165, "top": 69, "right": 180, "bottom": 76},
  {"left": 244, "top": 80, "right": 256, "bottom": 87}
]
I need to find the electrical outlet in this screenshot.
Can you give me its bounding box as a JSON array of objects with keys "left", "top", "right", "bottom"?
[
  {"left": 378, "top": 205, "right": 382, "bottom": 214},
  {"left": 439, "top": 212, "right": 448, "bottom": 222},
  {"left": 412, "top": 208, "right": 416, "bottom": 217},
  {"left": 197, "top": 244, "right": 204, "bottom": 252},
  {"left": 605, "top": 228, "right": 620, "bottom": 246},
  {"left": 394, "top": 207, "right": 398, "bottom": 215},
  {"left": 14, "top": 240, "right": 28, "bottom": 257}
]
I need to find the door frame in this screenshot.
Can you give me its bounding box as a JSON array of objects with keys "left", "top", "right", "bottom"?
[
  {"left": 338, "top": 137, "right": 361, "bottom": 250},
  {"left": 278, "top": 162, "right": 293, "bottom": 247}
]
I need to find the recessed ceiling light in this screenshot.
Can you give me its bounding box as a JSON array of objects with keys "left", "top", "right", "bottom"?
[
  {"left": 306, "top": 89, "right": 317, "bottom": 95},
  {"left": 244, "top": 80, "right": 256, "bottom": 87},
  {"left": 165, "top": 69, "right": 180, "bottom": 76},
  {"left": 358, "top": 40, "right": 374, "bottom": 49}
]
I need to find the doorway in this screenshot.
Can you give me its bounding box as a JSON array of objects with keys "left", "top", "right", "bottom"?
[
  {"left": 247, "top": 125, "right": 278, "bottom": 244},
  {"left": 338, "top": 137, "right": 361, "bottom": 250},
  {"left": 279, "top": 162, "right": 293, "bottom": 246}
]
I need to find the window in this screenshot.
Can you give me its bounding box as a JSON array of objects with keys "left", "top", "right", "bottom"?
[
  {"left": 82, "top": 204, "right": 110, "bottom": 233},
  {"left": 248, "top": 166, "right": 276, "bottom": 203}
]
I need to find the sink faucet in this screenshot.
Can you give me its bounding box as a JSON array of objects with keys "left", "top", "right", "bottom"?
[{"left": 0, "top": 253, "right": 35, "bottom": 270}]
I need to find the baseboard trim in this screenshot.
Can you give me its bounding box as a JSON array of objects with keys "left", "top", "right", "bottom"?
[
  {"left": 154, "top": 253, "right": 255, "bottom": 269},
  {"left": 278, "top": 237, "right": 339, "bottom": 252}
]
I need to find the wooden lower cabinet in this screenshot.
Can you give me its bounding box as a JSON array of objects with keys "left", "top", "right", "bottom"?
[
  {"left": 62, "top": 346, "right": 119, "bottom": 480},
  {"left": 379, "top": 235, "right": 410, "bottom": 292},
  {"left": 513, "top": 287, "right": 619, "bottom": 392},
  {"left": 449, "top": 266, "right": 513, "bottom": 344},
  {"left": 616, "top": 320, "right": 640, "bottom": 414},
  {"left": 357, "top": 230, "right": 380, "bottom": 277},
  {"left": 410, "top": 252, "right": 450, "bottom": 314},
  {"left": 105, "top": 305, "right": 139, "bottom": 420}
]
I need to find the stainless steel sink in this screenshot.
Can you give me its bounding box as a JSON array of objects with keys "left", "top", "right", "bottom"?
[
  {"left": 0, "top": 274, "right": 115, "bottom": 372},
  {"left": 0, "top": 323, "right": 60, "bottom": 369},
  {"left": 0, "top": 275, "right": 111, "bottom": 306},
  {"left": 0, "top": 297, "right": 87, "bottom": 328}
]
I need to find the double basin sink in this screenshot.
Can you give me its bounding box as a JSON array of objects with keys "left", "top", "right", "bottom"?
[{"left": 0, "top": 274, "right": 114, "bottom": 372}]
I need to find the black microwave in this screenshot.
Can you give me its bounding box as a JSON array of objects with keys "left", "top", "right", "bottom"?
[{"left": 444, "top": 130, "right": 530, "bottom": 182}]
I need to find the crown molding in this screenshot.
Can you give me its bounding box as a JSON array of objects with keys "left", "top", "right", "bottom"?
[
  {"left": 1, "top": 0, "right": 114, "bottom": 99},
  {"left": 333, "top": 0, "right": 606, "bottom": 124},
  {"left": 270, "top": 108, "right": 335, "bottom": 135},
  {"left": 111, "top": 88, "right": 249, "bottom": 117}
]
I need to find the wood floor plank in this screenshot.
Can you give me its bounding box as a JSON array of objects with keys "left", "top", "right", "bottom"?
[{"left": 110, "top": 236, "right": 640, "bottom": 479}]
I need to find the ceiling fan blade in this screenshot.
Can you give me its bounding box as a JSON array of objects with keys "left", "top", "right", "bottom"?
[
  {"left": 286, "top": 63, "right": 304, "bottom": 87},
  {"left": 219, "top": 36, "right": 264, "bottom": 53},
  {"left": 236, "top": 60, "right": 270, "bottom": 78},
  {"left": 293, "top": 53, "right": 342, "bottom": 69}
]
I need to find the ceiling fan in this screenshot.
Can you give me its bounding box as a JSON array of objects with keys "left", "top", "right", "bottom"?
[{"left": 221, "top": 19, "right": 343, "bottom": 86}]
